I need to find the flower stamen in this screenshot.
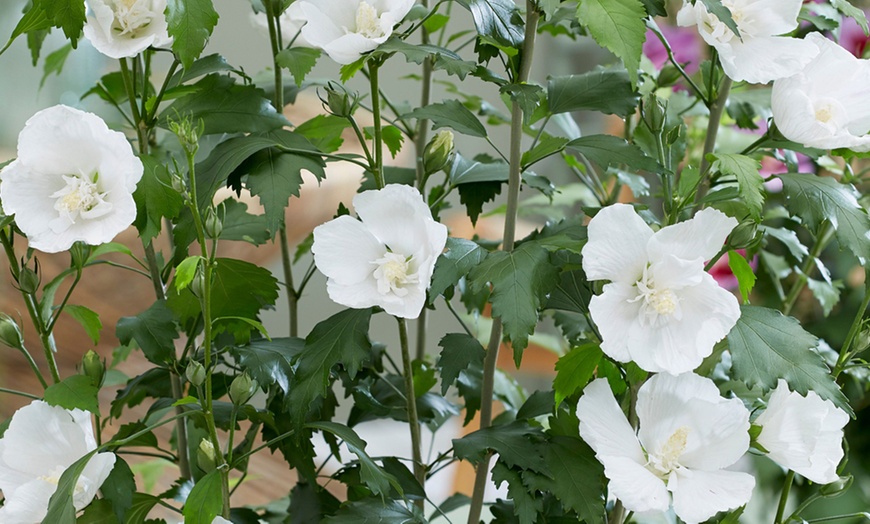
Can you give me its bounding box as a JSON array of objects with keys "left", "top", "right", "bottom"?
[
  {"left": 649, "top": 425, "right": 690, "bottom": 475},
  {"left": 372, "top": 252, "right": 419, "bottom": 297},
  {"left": 354, "top": 1, "right": 386, "bottom": 39}
]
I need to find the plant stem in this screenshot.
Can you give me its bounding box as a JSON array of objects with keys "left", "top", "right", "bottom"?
[
  {"left": 782, "top": 222, "right": 834, "bottom": 316},
  {"left": 467, "top": 5, "right": 539, "bottom": 523},
  {"left": 695, "top": 76, "right": 732, "bottom": 204},
  {"left": 369, "top": 61, "right": 386, "bottom": 189},
  {"left": 398, "top": 317, "right": 425, "bottom": 506},
  {"left": 775, "top": 470, "right": 795, "bottom": 524},
  {"left": 833, "top": 270, "right": 870, "bottom": 378},
  {"left": 0, "top": 387, "right": 40, "bottom": 400}
]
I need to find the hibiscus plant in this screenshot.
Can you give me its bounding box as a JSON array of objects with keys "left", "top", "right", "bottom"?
[{"left": 1, "top": 0, "right": 870, "bottom": 522}]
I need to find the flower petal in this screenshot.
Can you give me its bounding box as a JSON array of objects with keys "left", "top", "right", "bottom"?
[
  {"left": 588, "top": 282, "right": 640, "bottom": 363},
  {"left": 582, "top": 203, "right": 652, "bottom": 283},
  {"left": 669, "top": 469, "right": 755, "bottom": 524},
  {"left": 313, "top": 215, "right": 385, "bottom": 284},
  {"left": 602, "top": 456, "right": 670, "bottom": 515},
  {"left": 577, "top": 378, "right": 646, "bottom": 464},
  {"left": 647, "top": 207, "right": 737, "bottom": 264},
  {"left": 354, "top": 184, "right": 443, "bottom": 258},
  {"left": 720, "top": 35, "right": 818, "bottom": 84}
]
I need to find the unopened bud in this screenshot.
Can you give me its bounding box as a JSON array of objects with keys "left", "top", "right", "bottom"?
[
  {"left": 422, "top": 130, "right": 455, "bottom": 175},
  {"left": 658, "top": 63, "right": 682, "bottom": 87},
  {"left": 80, "top": 350, "right": 106, "bottom": 388},
  {"left": 728, "top": 220, "right": 760, "bottom": 250},
  {"left": 229, "top": 373, "right": 258, "bottom": 406},
  {"left": 204, "top": 208, "right": 223, "bottom": 239},
  {"left": 186, "top": 360, "right": 206, "bottom": 387},
  {"left": 196, "top": 438, "right": 217, "bottom": 473},
  {"left": 170, "top": 172, "right": 186, "bottom": 194},
  {"left": 0, "top": 314, "right": 24, "bottom": 351},
  {"left": 17, "top": 264, "right": 39, "bottom": 294},
  {"left": 321, "top": 82, "right": 357, "bottom": 118},
  {"left": 642, "top": 95, "right": 668, "bottom": 134},
  {"left": 169, "top": 118, "right": 203, "bottom": 156},
  {"left": 190, "top": 268, "right": 206, "bottom": 298}
]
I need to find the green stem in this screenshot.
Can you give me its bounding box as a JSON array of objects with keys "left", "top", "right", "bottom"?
[
  {"left": 0, "top": 387, "right": 40, "bottom": 400},
  {"left": 775, "top": 470, "right": 795, "bottom": 524},
  {"left": 232, "top": 429, "right": 296, "bottom": 467},
  {"left": 695, "top": 76, "right": 732, "bottom": 204},
  {"left": 414, "top": 0, "right": 433, "bottom": 361},
  {"left": 398, "top": 317, "right": 425, "bottom": 505},
  {"left": 369, "top": 61, "right": 386, "bottom": 189},
  {"left": 833, "top": 271, "right": 870, "bottom": 378},
  {"left": 104, "top": 412, "right": 190, "bottom": 450},
  {"left": 647, "top": 21, "right": 707, "bottom": 104},
  {"left": 467, "top": 5, "right": 539, "bottom": 524},
  {"left": 782, "top": 222, "right": 834, "bottom": 316}
]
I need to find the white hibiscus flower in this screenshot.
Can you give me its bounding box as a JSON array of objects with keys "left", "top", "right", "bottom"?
[
  {"left": 250, "top": 1, "right": 312, "bottom": 48},
  {"left": 577, "top": 374, "right": 755, "bottom": 523},
  {"left": 83, "top": 0, "right": 173, "bottom": 59},
  {"left": 312, "top": 184, "right": 448, "bottom": 319},
  {"left": 295, "top": 0, "right": 415, "bottom": 64},
  {"left": 581, "top": 204, "right": 740, "bottom": 374},
  {"left": 755, "top": 379, "right": 849, "bottom": 484},
  {"left": 0, "top": 400, "right": 116, "bottom": 523},
  {"left": 0, "top": 105, "right": 143, "bottom": 253},
  {"left": 676, "top": 0, "right": 818, "bottom": 84},
  {"left": 772, "top": 33, "right": 870, "bottom": 152}
]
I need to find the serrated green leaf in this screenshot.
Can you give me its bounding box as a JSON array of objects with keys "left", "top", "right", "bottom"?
[
  {"left": 760, "top": 225, "right": 808, "bottom": 261},
  {"left": 455, "top": 0, "right": 525, "bottom": 47},
  {"left": 521, "top": 136, "right": 568, "bottom": 169},
  {"left": 577, "top": 0, "right": 647, "bottom": 86},
  {"left": 544, "top": 436, "right": 606, "bottom": 524},
  {"left": 323, "top": 498, "right": 424, "bottom": 524},
  {"left": 116, "top": 300, "right": 179, "bottom": 365},
  {"left": 42, "top": 450, "right": 98, "bottom": 524},
  {"left": 63, "top": 304, "right": 102, "bottom": 345},
  {"left": 44, "top": 375, "right": 100, "bottom": 414},
  {"left": 468, "top": 242, "right": 560, "bottom": 364},
  {"left": 566, "top": 134, "right": 663, "bottom": 173},
  {"left": 429, "top": 237, "right": 488, "bottom": 302},
  {"left": 453, "top": 420, "right": 547, "bottom": 471},
  {"left": 134, "top": 155, "right": 184, "bottom": 242},
  {"left": 174, "top": 256, "right": 203, "bottom": 292},
  {"left": 233, "top": 337, "right": 304, "bottom": 395},
  {"left": 807, "top": 278, "right": 843, "bottom": 317},
  {"left": 727, "top": 250, "right": 756, "bottom": 303},
  {"left": 404, "top": 100, "right": 487, "bottom": 138},
  {"left": 547, "top": 68, "right": 638, "bottom": 117},
  {"left": 779, "top": 173, "right": 870, "bottom": 263},
  {"left": 0, "top": 5, "right": 51, "bottom": 57},
  {"left": 39, "top": 0, "right": 85, "bottom": 46},
  {"left": 437, "top": 333, "right": 486, "bottom": 395},
  {"left": 295, "top": 114, "right": 350, "bottom": 154},
  {"left": 491, "top": 462, "right": 541, "bottom": 524},
  {"left": 553, "top": 344, "right": 602, "bottom": 406},
  {"left": 166, "top": 0, "right": 220, "bottom": 69},
  {"left": 377, "top": 38, "right": 477, "bottom": 79},
  {"left": 276, "top": 46, "right": 321, "bottom": 86},
  {"left": 287, "top": 309, "right": 373, "bottom": 425},
  {"left": 166, "top": 53, "right": 234, "bottom": 88},
  {"left": 711, "top": 153, "right": 764, "bottom": 219},
  {"left": 182, "top": 470, "right": 222, "bottom": 524},
  {"left": 100, "top": 458, "right": 136, "bottom": 523},
  {"left": 218, "top": 198, "right": 271, "bottom": 245},
  {"left": 832, "top": 0, "right": 868, "bottom": 34},
  {"left": 382, "top": 125, "right": 405, "bottom": 159},
  {"left": 727, "top": 305, "right": 853, "bottom": 416},
  {"left": 40, "top": 43, "right": 72, "bottom": 88},
  {"left": 698, "top": 0, "right": 741, "bottom": 37}
]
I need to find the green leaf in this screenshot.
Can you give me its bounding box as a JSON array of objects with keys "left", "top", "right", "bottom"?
[
  {"left": 577, "top": 0, "right": 647, "bottom": 86},
  {"left": 125, "top": 493, "right": 161, "bottom": 524},
  {"left": 711, "top": 154, "right": 764, "bottom": 219},
  {"left": 546, "top": 268, "right": 592, "bottom": 314},
  {"left": 453, "top": 421, "right": 547, "bottom": 471},
  {"left": 116, "top": 300, "right": 179, "bottom": 365},
  {"left": 698, "top": 0, "right": 741, "bottom": 37},
  {"left": 429, "top": 237, "right": 488, "bottom": 302},
  {"left": 779, "top": 173, "right": 870, "bottom": 263},
  {"left": 40, "top": 43, "right": 72, "bottom": 88},
  {"left": 0, "top": 5, "right": 51, "bottom": 56},
  {"left": 159, "top": 74, "right": 288, "bottom": 135},
  {"left": 217, "top": 198, "right": 271, "bottom": 245},
  {"left": 547, "top": 68, "right": 638, "bottom": 117},
  {"left": 64, "top": 304, "right": 102, "bottom": 345},
  {"left": 276, "top": 47, "right": 321, "bottom": 86},
  {"left": 44, "top": 374, "right": 100, "bottom": 414},
  {"left": 233, "top": 337, "right": 304, "bottom": 395},
  {"left": 521, "top": 136, "right": 568, "bottom": 168},
  {"left": 295, "top": 114, "right": 351, "bottom": 154},
  {"left": 174, "top": 256, "right": 203, "bottom": 292},
  {"left": 183, "top": 470, "right": 222, "bottom": 524},
  {"left": 565, "top": 134, "right": 663, "bottom": 173},
  {"left": 287, "top": 309, "right": 373, "bottom": 425},
  {"left": 404, "top": 100, "right": 487, "bottom": 138},
  {"left": 544, "top": 436, "right": 606, "bottom": 524},
  {"left": 807, "top": 278, "right": 843, "bottom": 317},
  {"left": 288, "top": 481, "right": 341, "bottom": 523},
  {"left": 166, "top": 0, "right": 220, "bottom": 69},
  {"left": 76, "top": 498, "right": 118, "bottom": 523},
  {"left": 437, "top": 334, "right": 486, "bottom": 395},
  {"left": 308, "top": 422, "right": 402, "bottom": 497},
  {"left": 833, "top": 0, "right": 869, "bottom": 33},
  {"left": 553, "top": 344, "right": 602, "bottom": 406},
  {"left": 324, "top": 498, "right": 424, "bottom": 524},
  {"left": 100, "top": 458, "right": 136, "bottom": 523},
  {"left": 39, "top": 0, "right": 85, "bottom": 46},
  {"left": 468, "top": 242, "right": 560, "bottom": 364},
  {"left": 491, "top": 462, "right": 541, "bottom": 524},
  {"left": 381, "top": 125, "right": 405, "bottom": 158},
  {"left": 760, "top": 226, "right": 808, "bottom": 261},
  {"left": 377, "top": 38, "right": 477, "bottom": 79},
  {"left": 727, "top": 305, "right": 853, "bottom": 416},
  {"left": 455, "top": 0, "right": 525, "bottom": 47},
  {"left": 133, "top": 155, "right": 184, "bottom": 242},
  {"left": 450, "top": 154, "right": 509, "bottom": 184},
  {"left": 727, "top": 250, "right": 756, "bottom": 303},
  {"left": 166, "top": 53, "right": 235, "bottom": 88},
  {"left": 42, "top": 451, "right": 98, "bottom": 524}
]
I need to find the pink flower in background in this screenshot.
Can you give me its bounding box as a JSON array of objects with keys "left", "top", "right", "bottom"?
[
  {"left": 644, "top": 25, "right": 704, "bottom": 74},
  {"left": 838, "top": 11, "right": 870, "bottom": 58},
  {"left": 708, "top": 249, "right": 757, "bottom": 290}
]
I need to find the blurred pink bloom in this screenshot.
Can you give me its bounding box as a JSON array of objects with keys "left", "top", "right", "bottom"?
[
  {"left": 644, "top": 25, "right": 704, "bottom": 73},
  {"left": 839, "top": 12, "right": 870, "bottom": 57},
  {"left": 709, "top": 249, "right": 757, "bottom": 291}
]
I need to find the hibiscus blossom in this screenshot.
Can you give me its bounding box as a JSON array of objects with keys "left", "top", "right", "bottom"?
[
  {"left": 0, "top": 401, "right": 116, "bottom": 523},
  {"left": 312, "top": 184, "right": 447, "bottom": 319},
  {"left": 581, "top": 204, "right": 740, "bottom": 374},
  {"left": 83, "top": 0, "right": 173, "bottom": 59},
  {"left": 755, "top": 379, "right": 849, "bottom": 484},
  {"left": 772, "top": 33, "right": 870, "bottom": 152},
  {"left": 577, "top": 374, "right": 754, "bottom": 523},
  {"left": 676, "top": 0, "right": 817, "bottom": 84},
  {"left": 0, "top": 105, "right": 143, "bottom": 253},
  {"left": 295, "top": 0, "right": 415, "bottom": 64}
]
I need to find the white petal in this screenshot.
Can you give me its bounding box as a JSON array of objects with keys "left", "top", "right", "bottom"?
[
  {"left": 742, "top": 0, "right": 803, "bottom": 36},
  {"left": 354, "top": 184, "right": 439, "bottom": 257},
  {"left": 588, "top": 282, "right": 641, "bottom": 363},
  {"left": 0, "top": 478, "right": 55, "bottom": 523},
  {"left": 577, "top": 379, "right": 646, "bottom": 464},
  {"left": 602, "top": 456, "right": 670, "bottom": 514},
  {"left": 74, "top": 452, "right": 116, "bottom": 510},
  {"left": 669, "top": 469, "right": 755, "bottom": 524},
  {"left": 721, "top": 36, "right": 818, "bottom": 84},
  {"left": 647, "top": 208, "right": 737, "bottom": 265},
  {"left": 582, "top": 204, "right": 652, "bottom": 283},
  {"left": 312, "top": 215, "right": 385, "bottom": 284}
]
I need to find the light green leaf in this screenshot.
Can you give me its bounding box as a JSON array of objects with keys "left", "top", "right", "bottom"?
[
  {"left": 727, "top": 250, "right": 756, "bottom": 303},
  {"left": 404, "top": 100, "right": 487, "bottom": 138},
  {"left": 42, "top": 451, "right": 98, "bottom": 524},
  {"left": 429, "top": 237, "right": 488, "bottom": 302},
  {"left": 521, "top": 136, "right": 569, "bottom": 169},
  {"left": 807, "top": 278, "right": 843, "bottom": 317},
  {"left": 565, "top": 134, "right": 663, "bottom": 173},
  {"left": 553, "top": 344, "right": 602, "bottom": 406},
  {"left": 577, "top": 0, "right": 647, "bottom": 86},
  {"left": 547, "top": 68, "right": 638, "bottom": 117},
  {"left": 174, "top": 256, "right": 203, "bottom": 292},
  {"left": 382, "top": 125, "right": 405, "bottom": 159},
  {"left": 760, "top": 226, "right": 808, "bottom": 261},
  {"left": 276, "top": 46, "right": 321, "bottom": 86},
  {"left": 832, "top": 0, "right": 868, "bottom": 34},
  {"left": 166, "top": 0, "right": 220, "bottom": 69},
  {"left": 218, "top": 198, "right": 271, "bottom": 245},
  {"left": 182, "top": 470, "right": 222, "bottom": 524},
  {"left": 0, "top": 5, "right": 51, "bottom": 56},
  {"left": 44, "top": 375, "right": 100, "bottom": 414},
  {"left": 727, "top": 305, "right": 853, "bottom": 416},
  {"left": 40, "top": 43, "right": 72, "bottom": 88},
  {"left": 711, "top": 153, "right": 764, "bottom": 219},
  {"left": 64, "top": 304, "right": 102, "bottom": 345},
  {"left": 377, "top": 38, "right": 477, "bottom": 79}
]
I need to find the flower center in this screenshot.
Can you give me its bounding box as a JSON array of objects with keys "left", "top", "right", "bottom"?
[
  {"left": 649, "top": 426, "right": 690, "bottom": 475},
  {"left": 51, "top": 173, "right": 111, "bottom": 223},
  {"left": 372, "top": 252, "right": 419, "bottom": 297},
  {"left": 700, "top": 1, "right": 750, "bottom": 44},
  {"left": 355, "top": 1, "right": 386, "bottom": 39},
  {"left": 110, "top": 0, "right": 155, "bottom": 38},
  {"left": 632, "top": 266, "right": 682, "bottom": 327}
]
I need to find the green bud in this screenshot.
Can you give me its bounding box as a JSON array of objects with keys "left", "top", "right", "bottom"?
[
  {"left": 321, "top": 82, "right": 357, "bottom": 118},
  {"left": 190, "top": 268, "right": 206, "bottom": 298},
  {"left": 657, "top": 63, "right": 682, "bottom": 87},
  {"left": 196, "top": 438, "right": 218, "bottom": 473},
  {"left": 17, "top": 264, "right": 40, "bottom": 295},
  {"left": 422, "top": 130, "right": 455, "bottom": 175},
  {"left": 204, "top": 207, "right": 223, "bottom": 239},
  {"left": 170, "top": 172, "right": 186, "bottom": 194},
  {"left": 820, "top": 474, "right": 852, "bottom": 497},
  {"left": 186, "top": 360, "right": 206, "bottom": 387},
  {"left": 0, "top": 314, "right": 25, "bottom": 351},
  {"left": 229, "top": 373, "right": 258, "bottom": 406},
  {"left": 169, "top": 118, "right": 204, "bottom": 156},
  {"left": 642, "top": 95, "right": 667, "bottom": 134},
  {"left": 69, "top": 242, "right": 91, "bottom": 270},
  {"left": 728, "top": 220, "right": 761, "bottom": 250},
  {"left": 80, "top": 349, "right": 106, "bottom": 388}
]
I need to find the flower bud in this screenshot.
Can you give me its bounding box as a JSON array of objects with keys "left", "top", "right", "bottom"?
[
  {"left": 169, "top": 117, "right": 203, "bottom": 156},
  {"left": 0, "top": 314, "right": 24, "bottom": 351},
  {"left": 186, "top": 360, "right": 206, "bottom": 387},
  {"left": 189, "top": 268, "right": 206, "bottom": 298},
  {"left": 196, "top": 438, "right": 218, "bottom": 473},
  {"left": 204, "top": 208, "right": 223, "bottom": 239},
  {"left": 170, "top": 172, "right": 186, "bottom": 194},
  {"left": 17, "top": 264, "right": 40, "bottom": 295},
  {"left": 80, "top": 349, "right": 106, "bottom": 388},
  {"left": 229, "top": 373, "right": 258, "bottom": 406},
  {"left": 728, "top": 220, "right": 760, "bottom": 250},
  {"left": 422, "top": 130, "right": 455, "bottom": 176},
  {"left": 657, "top": 63, "right": 682, "bottom": 87},
  {"left": 321, "top": 82, "right": 357, "bottom": 118},
  {"left": 642, "top": 95, "right": 667, "bottom": 134}
]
